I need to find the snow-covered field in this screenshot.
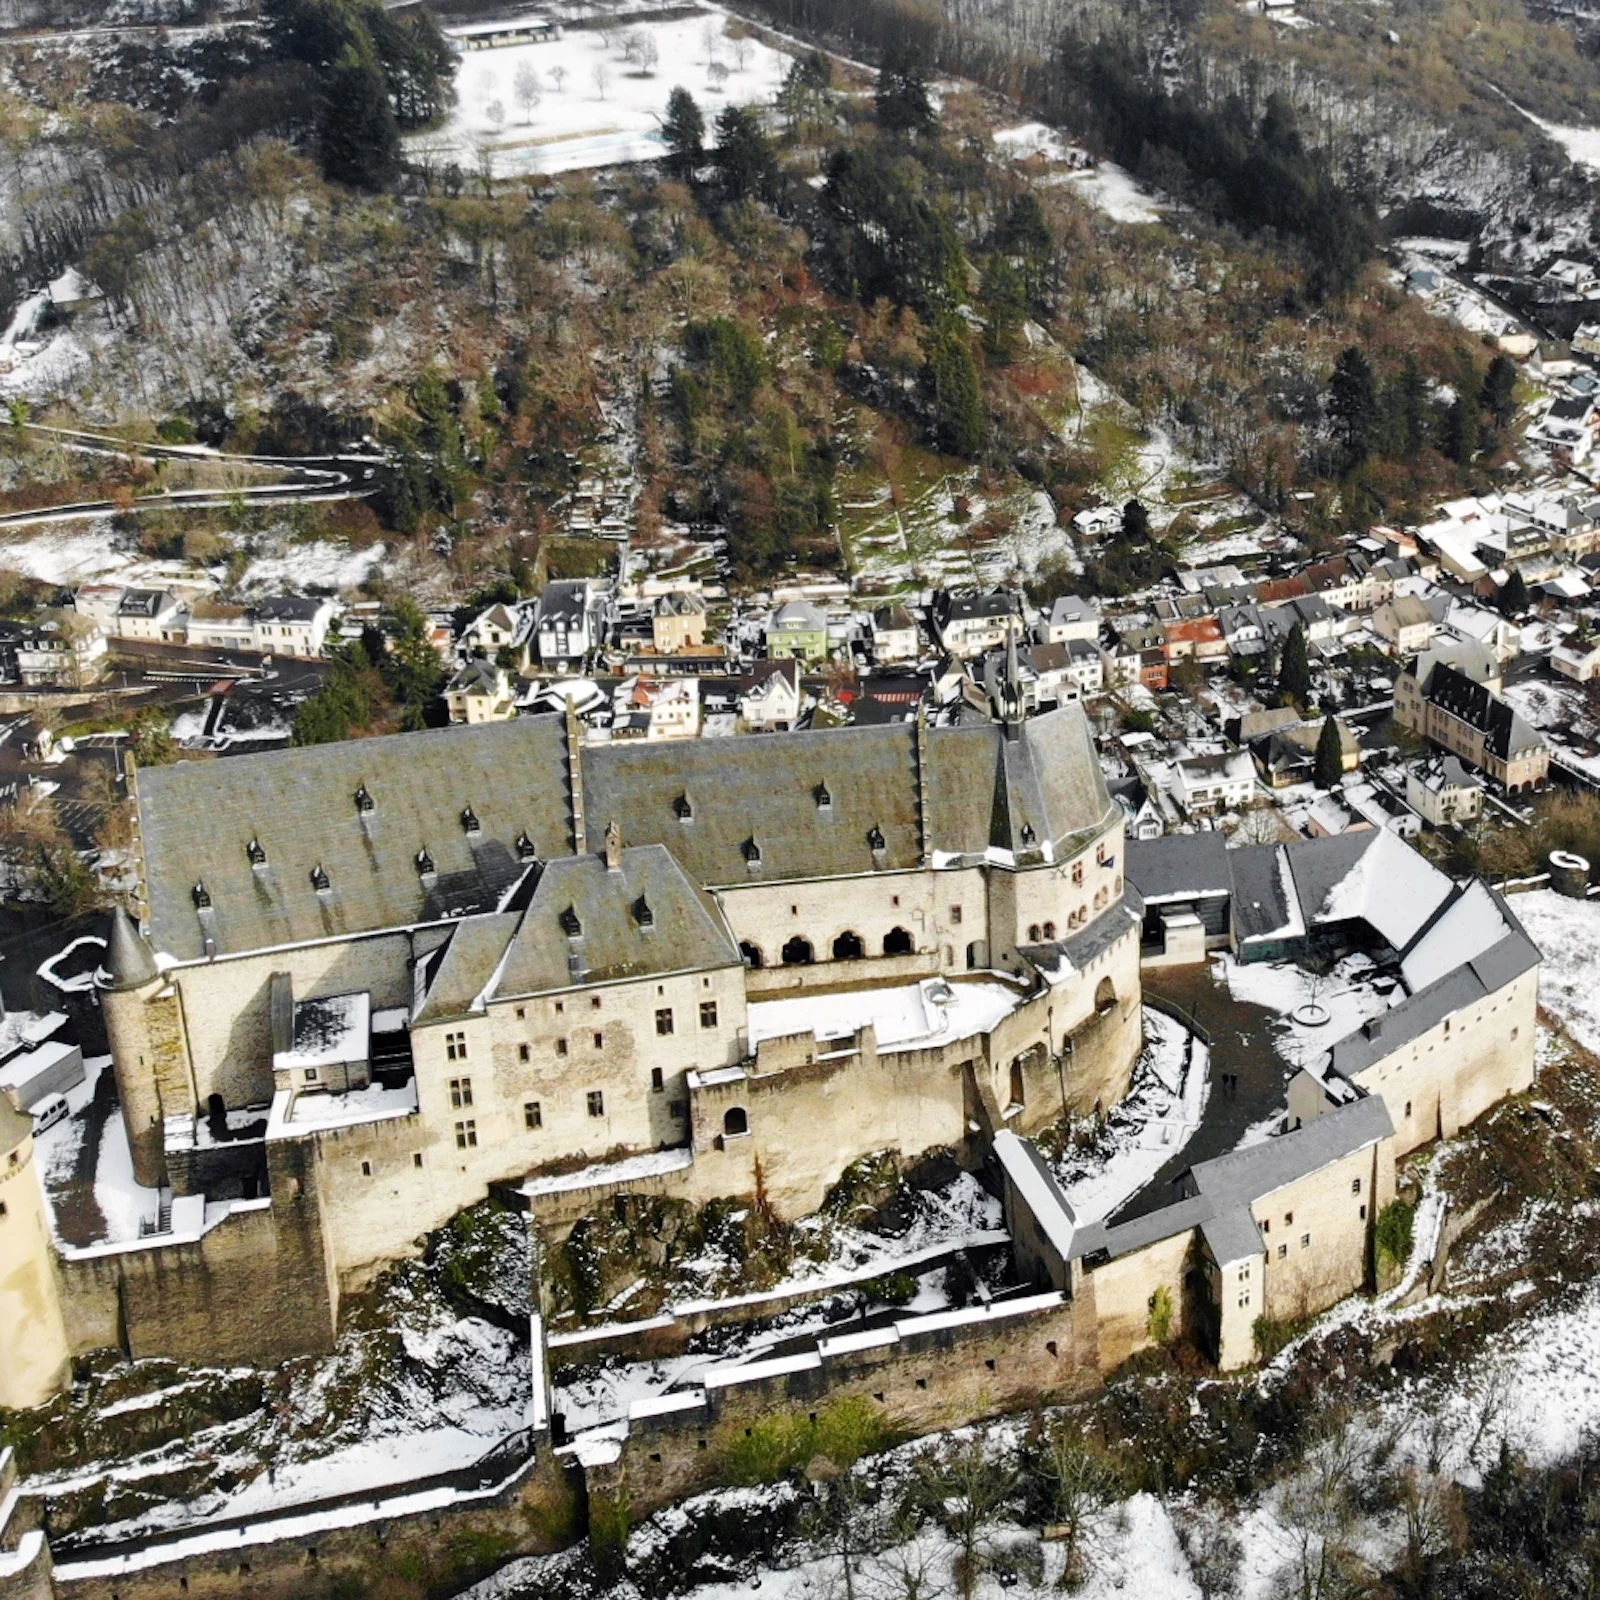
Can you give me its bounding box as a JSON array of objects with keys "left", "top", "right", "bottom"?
[
  {"left": 1513, "top": 889, "right": 1600, "bottom": 1053},
  {"left": 414, "top": 7, "right": 791, "bottom": 177},
  {"left": 992, "top": 122, "right": 1165, "bottom": 225},
  {"left": 1217, "top": 951, "right": 1393, "bottom": 1071}
]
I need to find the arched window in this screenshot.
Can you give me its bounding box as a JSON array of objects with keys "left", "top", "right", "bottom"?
[
  {"left": 1042, "top": 921, "right": 1056, "bottom": 940},
  {"left": 1027, "top": 924, "right": 1041, "bottom": 943},
  {"left": 832, "top": 931, "right": 865, "bottom": 961},
  {"left": 884, "top": 926, "right": 914, "bottom": 956},
  {"left": 782, "top": 935, "right": 814, "bottom": 965},
  {"left": 1094, "top": 886, "right": 1109, "bottom": 910},
  {"left": 1095, "top": 977, "right": 1116, "bottom": 1013},
  {"left": 723, "top": 1106, "right": 749, "bottom": 1137},
  {"left": 965, "top": 941, "right": 982, "bottom": 970},
  {"left": 739, "top": 941, "right": 764, "bottom": 969},
  {"left": 1008, "top": 1059, "right": 1026, "bottom": 1110}
]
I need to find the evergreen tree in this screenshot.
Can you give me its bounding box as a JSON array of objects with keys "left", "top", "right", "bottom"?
[
  {"left": 1443, "top": 393, "right": 1479, "bottom": 465},
  {"left": 1384, "top": 354, "right": 1430, "bottom": 458},
  {"left": 922, "top": 322, "right": 984, "bottom": 457},
  {"left": 711, "top": 104, "right": 777, "bottom": 205},
  {"left": 1483, "top": 355, "right": 1518, "bottom": 429},
  {"left": 662, "top": 87, "right": 704, "bottom": 180},
  {"left": 1121, "top": 499, "right": 1150, "bottom": 544},
  {"left": 319, "top": 43, "right": 400, "bottom": 190},
  {"left": 1277, "top": 623, "right": 1312, "bottom": 710},
  {"left": 1314, "top": 713, "right": 1344, "bottom": 790},
  {"left": 875, "top": 48, "right": 935, "bottom": 135},
  {"left": 1500, "top": 568, "right": 1529, "bottom": 616},
  {"left": 1328, "top": 346, "right": 1378, "bottom": 464}
]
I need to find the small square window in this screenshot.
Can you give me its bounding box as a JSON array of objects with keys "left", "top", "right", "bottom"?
[
  {"left": 556, "top": 1038, "right": 568, "bottom": 1057},
  {"left": 700, "top": 1000, "right": 718, "bottom": 1029},
  {"left": 651, "top": 1067, "right": 664, "bottom": 1091},
  {"left": 587, "top": 1090, "right": 605, "bottom": 1118},
  {"left": 669, "top": 1099, "right": 686, "bottom": 1119},
  {"left": 525, "top": 1101, "right": 542, "bottom": 1129},
  {"left": 305, "top": 1067, "right": 319, "bottom": 1083},
  {"left": 455, "top": 1119, "right": 477, "bottom": 1149},
  {"left": 655, "top": 1007, "right": 675, "bottom": 1037}
]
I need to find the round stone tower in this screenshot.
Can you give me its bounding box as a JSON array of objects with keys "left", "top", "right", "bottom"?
[
  {"left": 96, "top": 906, "right": 168, "bottom": 1190},
  {"left": 0, "top": 1091, "right": 71, "bottom": 1409}
]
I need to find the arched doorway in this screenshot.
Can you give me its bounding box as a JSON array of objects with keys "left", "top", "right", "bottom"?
[
  {"left": 884, "top": 926, "right": 914, "bottom": 956},
  {"left": 740, "top": 941, "right": 764, "bottom": 968},
  {"left": 1095, "top": 976, "right": 1116, "bottom": 1012},
  {"left": 832, "top": 931, "right": 864, "bottom": 960},
  {"left": 782, "top": 935, "right": 814, "bottom": 965},
  {"left": 723, "top": 1106, "right": 748, "bottom": 1137}
]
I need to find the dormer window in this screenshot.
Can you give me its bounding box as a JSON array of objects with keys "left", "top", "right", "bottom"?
[
  {"left": 516, "top": 831, "right": 538, "bottom": 861},
  {"left": 674, "top": 792, "right": 693, "bottom": 821},
  {"left": 815, "top": 783, "right": 832, "bottom": 811},
  {"left": 246, "top": 837, "right": 266, "bottom": 867},
  {"left": 1020, "top": 822, "right": 1037, "bottom": 846},
  {"left": 742, "top": 837, "right": 762, "bottom": 866},
  {"left": 460, "top": 805, "right": 480, "bottom": 835},
  {"left": 310, "top": 864, "right": 331, "bottom": 892},
  {"left": 192, "top": 880, "right": 211, "bottom": 909},
  {"left": 559, "top": 905, "right": 582, "bottom": 937},
  {"left": 415, "top": 848, "right": 435, "bottom": 877},
  {"left": 867, "top": 825, "right": 885, "bottom": 852},
  {"left": 354, "top": 784, "right": 374, "bottom": 814},
  {"left": 633, "top": 895, "right": 654, "bottom": 929}
]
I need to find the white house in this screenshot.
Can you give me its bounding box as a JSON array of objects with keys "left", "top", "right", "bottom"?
[
  {"left": 1173, "top": 749, "right": 1256, "bottom": 816},
  {"left": 1552, "top": 636, "right": 1600, "bottom": 683},
  {"left": 739, "top": 658, "right": 803, "bottom": 732},
  {"left": 1372, "top": 595, "right": 1434, "bottom": 657},
  {"left": 536, "top": 580, "right": 602, "bottom": 666},
  {"left": 1042, "top": 595, "right": 1102, "bottom": 646},
  {"left": 114, "top": 589, "right": 186, "bottom": 642}
]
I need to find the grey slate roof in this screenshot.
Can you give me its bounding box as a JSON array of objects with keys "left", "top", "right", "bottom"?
[
  {"left": 1125, "top": 833, "right": 1231, "bottom": 902},
  {"left": 1427, "top": 665, "right": 1545, "bottom": 759},
  {"left": 102, "top": 905, "right": 158, "bottom": 991},
  {"left": 1186, "top": 1093, "right": 1392, "bottom": 1204},
  {"left": 1284, "top": 832, "right": 1377, "bottom": 926},
  {"left": 413, "top": 913, "right": 522, "bottom": 1024},
  {"left": 136, "top": 717, "right": 572, "bottom": 961},
  {"left": 138, "top": 705, "right": 1114, "bottom": 961},
  {"left": 1228, "top": 844, "right": 1294, "bottom": 944}
]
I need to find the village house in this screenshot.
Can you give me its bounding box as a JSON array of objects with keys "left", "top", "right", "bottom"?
[
  {"left": 1173, "top": 749, "right": 1256, "bottom": 815},
  {"left": 1372, "top": 595, "right": 1435, "bottom": 657},
  {"left": 766, "top": 599, "right": 830, "bottom": 664},
  {"left": 444, "top": 659, "right": 516, "bottom": 724},
  {"left": 536, "top": 580, "right": 604, "bottom": 667},
  {"left": 1406, "top": 755, "right": 1484, "bottom": 828},
  {"left": 1404, "top": 662, "right": 1549, "bottom": 793},
  {"left": 738, "top": 658, "right": 803, "bottom": 731},
  {"left": 1552, "top": 634, "right": 1600, "bottom": 682},
  {"left": 653, "top": 592, "right": 707, "bottom": 654},
  {"left": 114, "top": 588, "right": 186, "bottom": 642},
  {"left": 1042, "top": 595, "right": 1102, "bottom": 645},
  {"left": 937, "top": 591, "right": 1024, "bottom": 658},
  {"left": 870, "top": 604, "right": 922, "bottom": 664},
  {"left": 0, "top": 612, "right": 106, "bottom": 687}
]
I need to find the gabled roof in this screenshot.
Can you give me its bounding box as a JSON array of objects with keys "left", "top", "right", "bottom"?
[{"left": 1426, "top": 665, "right": 1545, "bottom": 758}]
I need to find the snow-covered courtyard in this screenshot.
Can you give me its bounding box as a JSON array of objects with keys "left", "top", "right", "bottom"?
[{"left": 413, "top": 7, "right": 793, "bottom": 177}]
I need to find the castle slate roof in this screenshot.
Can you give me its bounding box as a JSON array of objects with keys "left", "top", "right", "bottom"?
[
  {"left": 1125, "top": 833, "right": 1231, "bottom": 902},
  {"left": 136, "top": 706, "right": 1115, "bottom": 961}
]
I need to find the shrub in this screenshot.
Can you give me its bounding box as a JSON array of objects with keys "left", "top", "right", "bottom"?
[
  {"left": 1376, "top": 1199, "right": 1416, "bottom": 1274},
  {"left": 715, "top": 1395, "right": 888, "bottom": 1486},
  {"left": 1146, "top": 1285, "right": 1174, "bottom": 1345},
  {"left": 1252, "top": 1313, "right": 1309, "bottom": 1362}
]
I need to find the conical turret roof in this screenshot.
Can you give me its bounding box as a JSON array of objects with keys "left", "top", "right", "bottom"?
[{"left": 100, "top": 905, "right": 158, "bottom": 992}]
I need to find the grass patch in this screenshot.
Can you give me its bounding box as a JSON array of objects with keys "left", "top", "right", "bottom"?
[{"left": 712, "top": 1395, "right": 890, "bottom": 1487}]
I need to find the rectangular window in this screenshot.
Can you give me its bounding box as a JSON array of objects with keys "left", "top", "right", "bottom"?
[
  {"left": 1301, "top": 1234, "right": 1310, "bottom": 1249},
  {"left": 305, "top": 1067, "right": 319, "bottom": 1082},
  {"left": 593, "top": 1032, "right": 604, "bottom": 1050},
  {"left": 445, "top": 1031, "right": 467, "bottom": 1062},
  {"left": 655, "top": 1007, "right": 675, "bottom": 1036},
  {"left": 591, "top": 996, "right": 602, "bottom": 1010},
  {"left": 556, "top": 1038, "right": 568, "bottom": 1057},
  {"left": 525, "top": 1101, "right": 542, "bottom": 1129},
  {"left": 587, "top": 1090, "right": 605, "bottom": 1118},
  {"left": 1277, "top": 1243, "right": 1287, "bottom": 1260},
  {"left": 555, "top": 1001, "right": 564, "bottom": 1015},
  {"left": 518, "top": 1043, "right": 530, "bottom": 1063},
  {"left": 515, "top": 1007, "right": 526, "bottom": 1021},
  {"left": 1072, "top": 862, "right": 1084, "bottom": 886},
  {"left": 950, "top": 905, "right": 962, "bottom": 925},
  {"left": 669, "top": 1099, "right": 687, "bottom": 1119},
  {"left": 454, "top": 1119, "right": 477, "bottom": 1149},
  {"left": 700, "top": 1000, "right": 719, "bottom": 1029},
  {"left": 651, "top": 1067, "right": 664, "bottom": 1091},
  {"left": 1352, "top": 1178, "right": 1362, "bottom": 1195},
  {"left": 413, "top": 1152, "right": 424, "bottom": 1168},
  {"left": 360, "top": 1160, "right": 372, "bottom": 1177},
  {"left": 449, "top": 1077, "right": 473, "bottom": 1109},
  {"left": 1284, "top": 1212, "right": 1293, "bottom": 1227}
]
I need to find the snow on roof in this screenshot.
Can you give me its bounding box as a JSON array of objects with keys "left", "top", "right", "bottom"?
[
  {"left": 893, "top": 1290, "right": 1065, "bottom": 1337},
  {"left": 746, "top": 978, "right": 1024, "bottom": 1055},
  {"left": 1400, "top": 880, "right": 1512, "bottom": 994},
  {"left": 520, "top": 1145, "right": 693, "bottom": 1197},
  {"left": 276, "top": 992, "right": 370, "bottom": 1071},
  {"left": 701, "top": 1350, "right": 823, "bottom": 1389},
  {"left": 1306, "top": 828, "right": 1452, "bottom": 951},
  {"left": 993, "top": 1129, "right": 1077, "bottom": 1263},
  {"left": 267, "top": 1080, "right": 417, "bottom": 1137}
]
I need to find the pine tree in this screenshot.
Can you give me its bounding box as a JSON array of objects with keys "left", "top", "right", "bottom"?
[
  {"left": 923, "top": 322, "right": 984, "bottom": 458},
  {"left": 712, "top": 104, "right": 776, "bottom": 204},
  {"left": 1443, "top": 394, "right": 1479, "bottom": 465},
  {"left": 875, "top": 51, "right": 935, "bottom": 134},
  {"left": 1483, "top": 355, "right": 1518, "bottom": 429},
  {"left": 1121, "top": 499, "right": 1150, "bottom": 544},
  {"left": 1328, "top": 346, "right": 1377, "bottom": 464},
  {"left": 319, "top": 44, "right": 400, "bottom": 190},
  {"left": 662, "top": 87, "right": 704, "bottom": 181},
  {"left": 1314, "top": 713, "right": 1344, "bottom": 790},
  {"left": 1500, "top": 568, "right": 1529, "bottom": 616},
  {"left": 1277, "top": 623, "right": 1311, "bottom": 710}
]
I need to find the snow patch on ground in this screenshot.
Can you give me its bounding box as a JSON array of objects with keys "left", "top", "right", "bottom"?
[
  {"left": 238, "top": 538, "right": 386, "bottom": 594},
  {"left": 1510, "top": 890, "right": 1600, "bottom": 1053},
  {"left": 1217, "top": 952, "right": 1393, "bottom": 1072}
]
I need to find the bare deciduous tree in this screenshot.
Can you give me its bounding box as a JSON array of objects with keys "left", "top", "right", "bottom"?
[
  {"left": 550, "top": 62, "right": 567, "bottom": 93},
  {"left": 733, "top": 34, "right": 752, "bottom": 71},
  {"left": 592, "top": 61, "right": 611, "bottom": 99},
  {"left": 1039, "top": 1423, "right": 1115, "bottom": 1588},
  {"left": 913, "top": 1438, "right": 1018, "bottom": 1600},
  {"left": 513, "top": 62, "right": 542, "bottom": 123}
]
